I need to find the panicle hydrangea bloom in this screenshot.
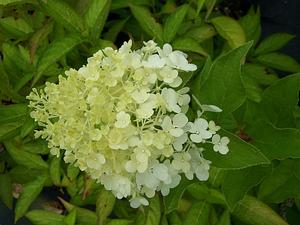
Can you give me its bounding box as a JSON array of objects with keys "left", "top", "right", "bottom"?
[{"left": 27, "top": 40, "right": 229, "bottom": 208}]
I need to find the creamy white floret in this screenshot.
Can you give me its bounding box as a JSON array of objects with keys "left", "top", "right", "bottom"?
[{"left": 27, "top": 40, "right": 229, "bottom": 207}]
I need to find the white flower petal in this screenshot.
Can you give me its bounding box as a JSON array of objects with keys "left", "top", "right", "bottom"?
[
  {"left": 212, "top": 134, "right": 221, "bottom": 144},
  {"left": 162, "top": 116, "right": 173, "bottom": 130},
  {"left": 131, "top": 88, "right": 150, "bottom": 103},
  {"left": 143, "top": 54, "right": 165, "bottom": 68},
  {"left": 200, "top": 130, "right": 212, "bottom": 139},
  {"left": 163, "top": 43, "right": 173, "bottom": 55},
  {"left": 219, "top": 146, "right": 229, "bottom": 155},
  {"left": 173, "top": 141, "right": 183, "bottom": 151},
  {"left": 221, "top": 137, "right": 230, "bottom": 145},
  {"left": 136, "top": 103, "right": 154, "bottom": 119},
  {"left": 178, "top": 94, "right": 190, "bottom": 106},
  {"left": 161, "top": 186, "right": 170, "bottom": 196},
  {"left": 125, "top": 161, "right": 137, "bottom": 173},
  {"left": 190, "top": 134, "right": 203, "bottom": 143},
  {"left": 195, "top": 166, "right": 209, "bottom": 181},
  {"left": 169, "top": 76, "right": 182, "bottom": 87},
  {"left": 172, "top": 113, "right": 188, "bottom": 128},
  {"left": 153, "top": 164, "right": 169, "bottom": 181},
  {"left": 194, "top": 118, "right": 209, "bottom": 130},
  {"left": 213, "top": 144, "right": 221, "bottom": 153},
  {"left": 170, "top": 128, "right": 184, "bottom": 137},
  {"left": 130, "top": 197, "right": 149, "bottom": 208},
  {"left": 115, "top": 111, "right": 131, "bottom": 128},
  {"left": 136, "top": 152, "right": 148, "bottom": 163}
]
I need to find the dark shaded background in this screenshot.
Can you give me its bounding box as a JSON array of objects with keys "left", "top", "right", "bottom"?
[
  {"left": 1, "top": 0, "right": 300, "bottom": 225},
  {"left": 256, "top": 0, "right": 300, "bottom": 62}
]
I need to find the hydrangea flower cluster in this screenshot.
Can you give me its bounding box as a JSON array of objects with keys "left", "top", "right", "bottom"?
[{"left": 27, "top": 40, "right": 229, "bottom": 208}]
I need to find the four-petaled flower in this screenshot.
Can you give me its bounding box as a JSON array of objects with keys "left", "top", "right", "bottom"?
[
  {"left": 212, "top": 134, "right": 230, "bottom": 154},
  {"left": 162, "top": 113, "right": 189, "bottom": 137},
  {"left": 115, "top": 111, "right": 131, "bottom": 128},
  {"left": 188, "top": 118, "right": 212, "bottom": 143}
]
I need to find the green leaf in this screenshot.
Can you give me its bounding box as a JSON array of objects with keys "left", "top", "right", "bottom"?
[
  {"left": 222, "top": 166, "right": 269, "bottom": 210},
  {"left": 187, "top": 183, "right": 226, "bottom": 205},
  {"left": 160, "top": 216, "right": 168, "bottom": 225},
  {"left": 193, "top": 42, "right": 252, "bottom": 118},
  {"left": 232, "top": 195, "right": 289, "bottom": 225},
  {"left": 84, "top": 0, "right": 111, "bottom": 40},
  {"left": 194, "top": 56, "right": 212, "bottom": 87},
  {"left": 239, "top": 7, "right": 261, "bottom": 44},
  {"left": 254, "top": 33, "right": 295, "bottom": 55},
  {"left": 67, "top": 164, "right": 80, "bottom": 181},
  {"left": 295, "top": 108, "right": 300, "bottom": 130},
  {"left": 49, "top": 156, "right": 61, "bottom": 186},
  {"left": 33, "top": 34, "right": 84, "bottom": 85},
  {"left": 241, "top": 75, "right": 263, "bottom": 102},
  {"left": 255, "top": 53, "right": 300, "bottom": 73},
  {"left": 258, "top": 159, "right": 300, "bottom": 203},
  {"left": 59, "top": 198, "right": 97, "bottom": 225},
  {"left": 0, "top": 0, "right": 27, "bottom": 5},
  {"left": 96, "top": 188, "right": 116, "bottom": 225},
  {"left": 29, "top": 22, "right": 54, "bottom": 62},
  {"left": 216, "top": 210, "right": 231, "bottom": 225},
  {"left": 0, "top": 104, "right": 28, "bottom": 125},
  {"left": 104, "top": 18, "right": 129, "bottom": 42},
  {"left": 168, "top": 212, "right": 182, "bottom": 225},
  {"left": 22, "top": 140, "right": 50, "bottom": 155},
  {"left": 4, "top": 141, "right": 49, "bottom": 169},
  {"left": 14, "top": 73, "right": 33, "bottom": 92},
  {"left": 163, "top": 4, "right": 189, "bottom": 42},
  {"left": 2, "top": 43, "right": 34, "bottom": 73},
  {"left": 179, "top": 71, "right": 196, "bottom": 90},
  {"left": 0, "top": 62, "right": 14, "bottom": 101},
  {"left": 208, "top": 167, "right": 227, "bottom": 188},
  {"left": 197, "top": 0, "right": 206, "bottom": 14},
  {"left": 111, "top": 0, "right": 151, "bottom": 10},
  {"left": 0, "top": 0, "right": 36, "bottom": 5},
  {"left": 0, "top": 122, "right": 23, "bottom": 142},
  {"left": 0, "top": 17, "right": 33, "bottom": 38},
  {"left": 2, "top": 50, "right": 21, "bottom": 83},
  {"left": 258, "top": 74, "right": 300, "bottom": 128},
  {"left": 15, "top": 176, "right": 47, "bottom": 222},
  {"left": 69, "top": 186, "right": 100, "bottom": 206},
  {"left": 205, "top": 0, "right": 217, "bottom": 20},
  {"left": 184, "top": 25, "right": 216, "bottom": 43},
  {"left": 233, "top": 100, "right": 257, "bottom": 134},
  {"left": 0, "top": 173, "right": 13, "bottom": 208},
  {"left": 38, "top": 0, "right": 85, "bottom": 33},
  {"left": 247, "top": 121, "right": 300, "bottom": 160},
  {"left": 172, "top": 37, "right": 208, "bottom": 56},
  {"left": 215, "top": 113, "right": 237, "bottom": 130},
  {"left": 242, "top": 63, "right": 278, "bottom": 87},
  {"left": 164, "top": 177, "right": 193, "bottom": 214},
  {"left": 182, "top": 201, "right": 210, "bottom": 225},
  {"left": 130, "top": 4, "right": 163, "bottom": 43},
  {"left": 106, "top": 219, "right": 133, "bottom": 225},
  {"left": 26, "top": 210, "right": 66, "bottom": 225},
  {"left": 64, "top": 209, "right": 76, "bottom": 225},
  {"left": 203, "top": 129, "right": 270, "bottom": 169},
  {"left": 136, "top": 195, "right": 161, "bottom": 225},
  {"left": 211, "top": 16, "right": 246, "bottom": 48},
  {"left": 9, "top": 166, "right": 48, "bottom": 184},
  {"left": 20, "top": 117, "right": 37, "bottom": 138}
]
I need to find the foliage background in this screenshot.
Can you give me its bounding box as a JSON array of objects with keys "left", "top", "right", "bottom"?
[{"left": 1, "top": 0, "right": 300, "bottom": 225}]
